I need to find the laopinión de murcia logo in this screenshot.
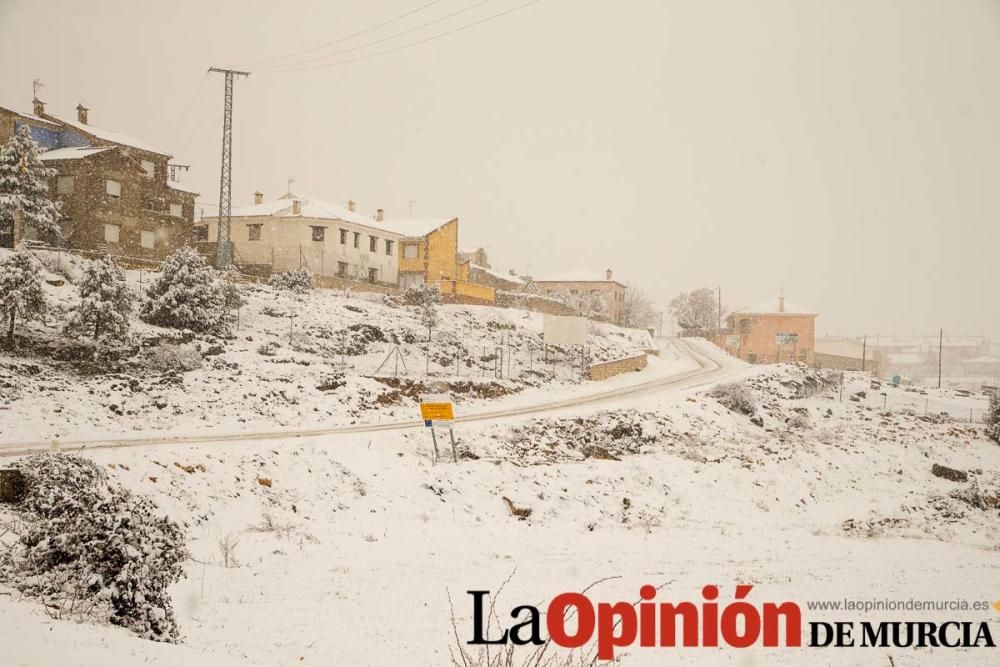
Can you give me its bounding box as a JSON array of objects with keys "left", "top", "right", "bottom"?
[{"left": 466, "top": 584, "right": 998, "bottom": 660}]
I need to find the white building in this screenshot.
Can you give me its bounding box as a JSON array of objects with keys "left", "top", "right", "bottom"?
[{"left": 196, "top": 193, "right": 403, "bottom": 284}]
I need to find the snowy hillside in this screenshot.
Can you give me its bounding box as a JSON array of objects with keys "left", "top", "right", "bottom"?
[
  {"left": 1, "top": 363, "right": 997, "bottom": 665},
  {"left": 0, "top": 249, "right": 655, "bottom": 444}
]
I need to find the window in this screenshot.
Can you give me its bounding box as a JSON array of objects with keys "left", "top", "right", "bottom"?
[
  {"left": 739, "top": 319, "right": 751, "bottom": 334},
  {"left": 105, "top": 180, "right": 122, "bottom": 198},
  {"left": 403, "top": 243, "right": 419, "bottom": 259},
  {"left": 368, "top": 268, "right": 378, "bottom": 284},
  {"left": 141, "top": 160, "right": 155, "bottom": 179},
  {"left": 353, "top": 232, "right": 360, "bottom": 248},
  {"left": 104, "top": 223, "right": 120, "bottom": 243},
  {"left": 311, "top": 226, "right": 326, "bottom": 242},
  {"left": 337, "top": 261, "right": 348, "bottom": 278},
  {"left": 193, "top": 225, "right": 209, "bottom": 242},
  {"left": 385, "top": 239, "right": 394, "bottom": 256},
  {"left": 339, "top": 229, "right": 347, "bottom": 244},
  {"left": 140, "top": 230, "right": 155, "bottom": 249},
  {"left": 369, "top": 236, "right": 377, "bottom": 252},
  {"left": 248, "top": 224, "right": 262, "bottom": 241},
  {"left": 169, "top": 203, "right": 183, "bottom": 218},
  {"left": 57, "top": 175, "right": 74, "bottom": 194}
]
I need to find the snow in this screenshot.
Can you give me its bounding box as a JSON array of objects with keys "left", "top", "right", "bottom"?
[
  {"left": 371, "top": 216, "right": 455, "bottom": 238},
  {"left": 733, "top": 297, "right": 816, "bottom": 315},
  {"left": 1, "top": 361, "right": 997, "bottom": 665},
  {"left": 38, "top": 146, "right": 114, "bottom": 161},
  {"left": 472, "top": 263, "right": 523, "bottom": 285},
  {"left": 49, "top": 114, "right": 170, "bottom": 157},
  {"left": 535, "top": 269, "right": 619, "bottom": 283}
]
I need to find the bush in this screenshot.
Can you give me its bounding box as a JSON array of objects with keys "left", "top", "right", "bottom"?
[
  {"left": 268, "top": 269, "right": 312, "bottom": 293},
  {"left": 0, "top": 454, "right": 188, "bottom": 642},
  {"left": 65, "top": 255, "right": 133, "bottom": 342},
  {"left": 142, "top": 342, "right": 203, "bottom": 372},
  {"left": 403, "top": 283, "right": 442, "bottom": 307},
  {"left": 708, "top": 382, "right": 758, "bottom": 416},
  {"left": 140, "top": 247, "right": 226, "bottom": 333},
  {"left": 986, "top": 391, "right": 1000, "bottom": 444}
]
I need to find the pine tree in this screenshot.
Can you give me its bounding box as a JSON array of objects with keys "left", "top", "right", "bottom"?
[
  {"left": 986, "top": 391, "right": 1000, "bottom": 444},
  {"left": 0, "top": 249, "right": 47, "bottom": 342},
  {"left": 0, "top": 125, "right": 62, "bottom": 243},
  {"left": 140, "top": 246, "right": 225, "bottom": 333},
  {"left": 66, "top": 255, "right": 133, "bottom": 342}
]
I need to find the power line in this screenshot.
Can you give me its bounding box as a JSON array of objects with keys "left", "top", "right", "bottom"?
[
  {"left": 174, "top": 97, "right": 218, "bottom": 160},
  {"left": 165, "top": 74, "right": 209, "bottom": 151},
  {"left": 234, "top": 0, "right": 446, "bottom": 69},
  {"left": 261, "top": 0, "right": 548, "bottom": 74},
  {"left": 254, "top": 0, "right": 491, "bottom": 72}
]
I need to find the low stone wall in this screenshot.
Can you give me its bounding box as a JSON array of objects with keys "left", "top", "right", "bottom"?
[
  {"left": 431, "top": 279, "right": 496, "bottom": 305},
  {"left": 313, "top": 275, "right": 401, "bottom": 296},
  {"left": 588, "top": 353, "right": 647, "bottom": 381},
  {"left": 496, "top": 291, "right": 578, "bottom": 316}
]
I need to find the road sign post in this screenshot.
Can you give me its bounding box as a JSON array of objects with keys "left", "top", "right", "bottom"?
[{"left": 420, "top": 394, "right": 455, "bottom": 465}]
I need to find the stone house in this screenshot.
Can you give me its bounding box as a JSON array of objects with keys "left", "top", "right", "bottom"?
[
  {"left": 0, "top": 98, "right": 196, "bottom": 258},
  {"left": 195, "top": 193, "right": 403, "bottom": 285},
  {"left": 718, "top": 296, "right": 818, "bottom": 364},
  {"left": 533, "top": 269, "right": 627, "bottom": 324}
]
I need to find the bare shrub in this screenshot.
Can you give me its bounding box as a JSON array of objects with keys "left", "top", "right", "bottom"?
[
  {"left": 708, "top": 382, "right": 757, "bottom": 416},
  {"left": 143, "top": 342, "right": 202, "bottom": 372},
  {"left": 217, "top": 533, "right": 240, "bottom": 568}
]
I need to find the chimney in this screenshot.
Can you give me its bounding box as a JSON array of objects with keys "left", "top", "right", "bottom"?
[
  {"left": 253, "top": 191, "right": 263, "bottom": 205},
  {"left": 375, "top": 208, "right": 384, "bottom": 222},
  {"left": 347, "top": 200, "right": 356, "bottom": 212},
  {"left": 32, "top": 97, "right": 45, "bottom": 116},
  {"left": 76, "top": 103, "right": 89, "bottom": 124},
  {"left": 292, "top": 199, "right": 302, "bottom": 215},
  {"left": 605, "top": 268, "right": 613, "bottom": 280},
  {"left": 778, "top": 296, "right": 785, "bottom": 313}
]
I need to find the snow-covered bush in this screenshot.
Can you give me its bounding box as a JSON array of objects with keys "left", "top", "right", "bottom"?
[
  {"left": 140, "top": 247, "right": 226, "bottom": 333},
  {"left": 66, "top": 255, "right": 133, "bottom": 342},
  {"left": 708, "top": 381, "right": 758, "bottom": 416},
  {"left": 986, "top": 391, "right": 1000, "bottom": 444},
  {"left": 268, "top": 269, "right": 312, "bottom": 293},
  {"left": 403, "top": 283, "right": 442, "bottom": 307},
  {"left": 142, "top": 342, "right": 202, "bottom": 372},
  {"left": 0, "top": 454, "right": 188, "bottom": 642},
  {"left": 0, "top": 249, "right": 46, "bottom": 342}
]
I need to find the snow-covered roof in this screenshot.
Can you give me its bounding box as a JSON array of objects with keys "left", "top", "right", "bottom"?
[
  {"left": 373, "top": 218, "right": 455, "bottom": 238},
  {"left": 734, "top": 298, "right": 816, "bottom": 316},
  {"left": 167, "top": 181, "right": 200, "bottom": 196},
  {"left": 39, "top": 146, "right": 115, "bottom": 161},
  {"left": 49, "top": 115, "right": 170, "bottom": 157},
  {"left": 472, "top": 263, "right": 524, "bottom": 285},
  {"left": 535, "top": 270, "right": 620, "bottom": 284},
  {"left": 0, "top": 106, "right": 62, "bottom": 128}
]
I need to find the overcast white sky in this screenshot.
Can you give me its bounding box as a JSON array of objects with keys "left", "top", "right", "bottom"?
[{"left": 1, "top": 0, "right": 997, "bottom": 343}]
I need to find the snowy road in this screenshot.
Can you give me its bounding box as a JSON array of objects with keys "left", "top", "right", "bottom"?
[{"left": 0, "top": 337, "right": 745, "bottom": 457}]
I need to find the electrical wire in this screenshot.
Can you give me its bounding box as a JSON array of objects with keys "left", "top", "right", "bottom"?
[
  {"left": 262, "top": 0, "right": 547, "bottom": 74},
  {"left": 165, "top": 74, "right": 209, "bottom": 152},
  {"left": 233, "top": 0, "right": 446, "bottom": 69}
]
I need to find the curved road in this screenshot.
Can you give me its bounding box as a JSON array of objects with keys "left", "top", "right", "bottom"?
[{"left": 0, "top": 338, "right": 743, "bottom": 458}]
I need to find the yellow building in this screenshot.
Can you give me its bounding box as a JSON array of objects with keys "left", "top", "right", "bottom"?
[{"left": 378, "top": 216, "right": 495, "bottom": 304}]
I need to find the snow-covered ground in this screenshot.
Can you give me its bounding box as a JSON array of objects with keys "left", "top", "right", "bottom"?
[
  {"left": 2, "top": 359, "right": 998, "bottom": 666},
  {"left": 1, "top": 249, "right": 658, "bottom": 445}
]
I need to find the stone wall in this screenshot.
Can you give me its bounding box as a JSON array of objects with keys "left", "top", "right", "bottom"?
[{"left": 588, "top": 353, "right": 647, "bottom": 381}]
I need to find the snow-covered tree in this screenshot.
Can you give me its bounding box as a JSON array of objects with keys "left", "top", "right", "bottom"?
[
  {"left": 420, "top": 298, "right": 440, "bottom": 341},
  {"left": 620, "top": 283, "right": 658, "bottom": 329},
  {"left": 669, "top": 287, "right": 718, "bottom": 337},
  {"left": 268, "top": 269, "right": 312, "bottom": 293},
  {"left": 0, "top": 125, "right": 62, "bottom": 243},
  {"left": 0, "top": 249, "right": 47, "bottom": 342},
  {"left": 986, "top": 391, "right": 1000, "bottom": 444},
  {"left": 66, "top": 255, "right": 133, "bottom": 342},
  {"left": 140, "top": 246, "right": 225, "bottom": 333}
]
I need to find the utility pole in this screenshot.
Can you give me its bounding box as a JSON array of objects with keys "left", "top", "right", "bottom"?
[
  {"left": 861, "top": 334, "right": 867, "bottom": 375},
  {"left": 938, "top": 328, "right": 943, "bottom": 389},
  {"left": 208, "top": 67, "right": 250, "bottom": 270},
  {"left": 168, "top": 164, "right": 190, "bottom": 183},
  {"left": 717, "top": 286, "right": 722, "bottom": 340}
]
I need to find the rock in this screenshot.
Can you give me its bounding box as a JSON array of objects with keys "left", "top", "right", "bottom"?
[
  {"left": 931, "top": 464, "right": 968, "bottom": 483},
  {"left": 257, "top": 477, "right": 272, "bottom": 488},
  {"left": 581, "top": 445, "right": 620, "bottom": 461},
  {"left": 750, "top": 415, "right": 764, "bottom": 427}
]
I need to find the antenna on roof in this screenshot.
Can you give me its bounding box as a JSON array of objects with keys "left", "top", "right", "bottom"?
[
  {"left": 32, "top": 78, "right": 44, "bottom": 98},
  {"left": 287, "top": 177, "right": 295, "bottom": 195},
  {"left": 408, "top": 200, "right": 417, "bottom": 218}
]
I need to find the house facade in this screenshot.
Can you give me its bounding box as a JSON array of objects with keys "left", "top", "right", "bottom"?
[
  {"left": 533, "top": 269, "right": 626, "bottom": 324},
  {"left": 0, "top": 98, "right": 197, "bottom": 258},
  {"left": 718, "top": 297, "right": 818, "bottom": 364},
  {"left": 195, "top": 193, "right": 403, "bottom": 284},
  {"left": 379, "top": 217, "right": 466, "bottom": 289}
]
